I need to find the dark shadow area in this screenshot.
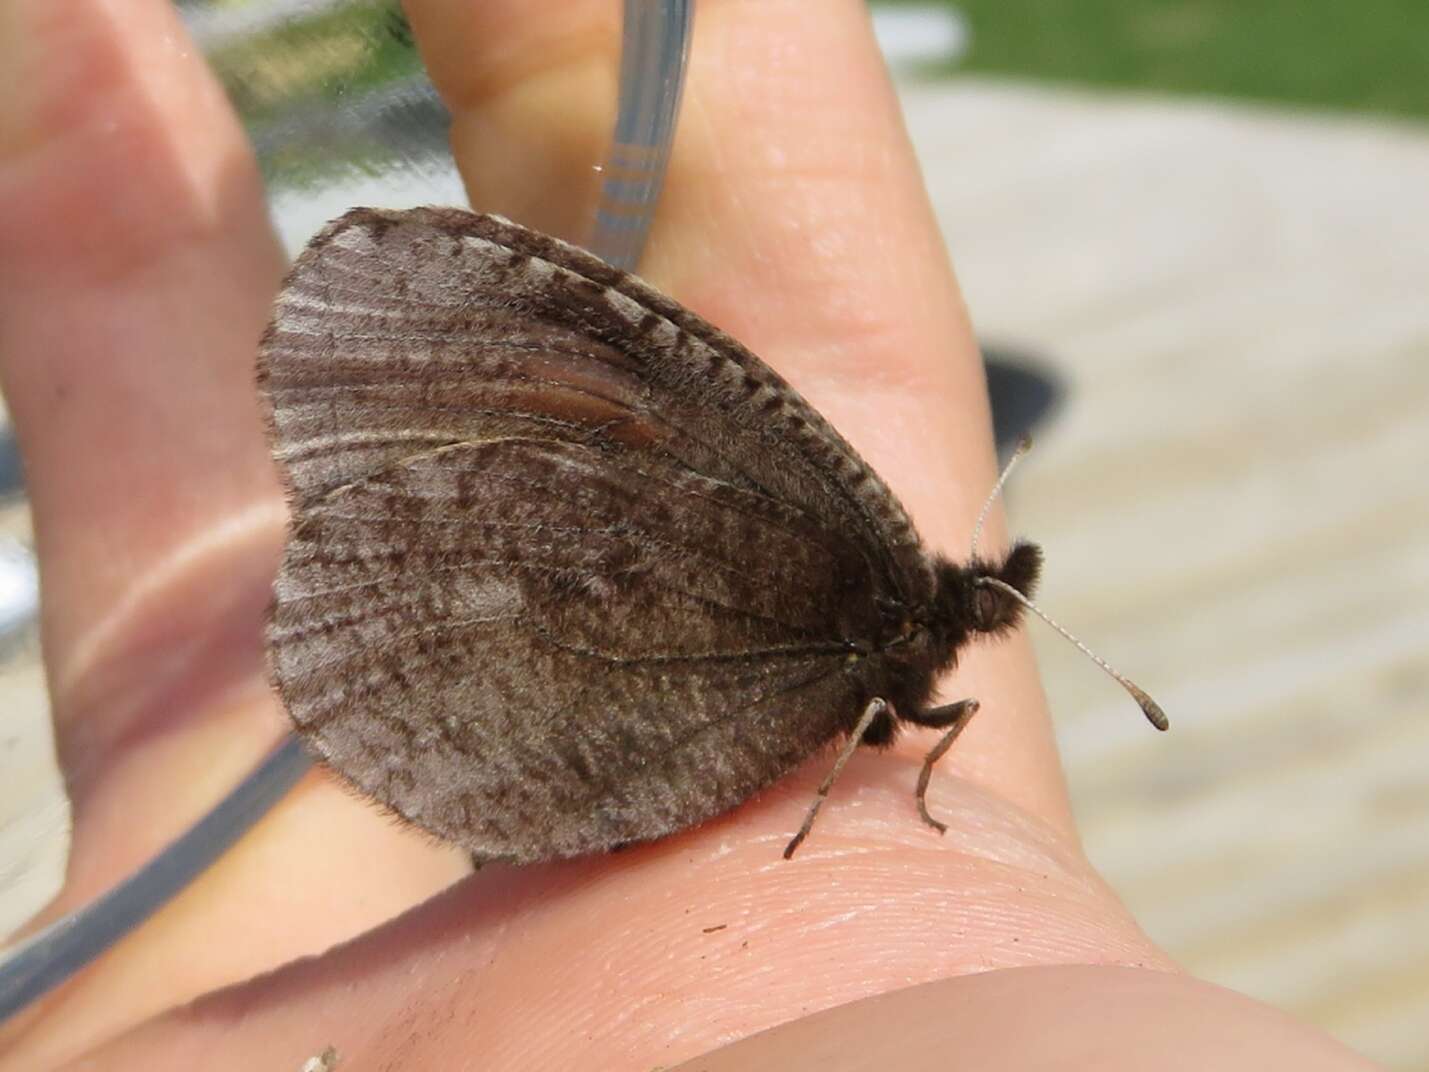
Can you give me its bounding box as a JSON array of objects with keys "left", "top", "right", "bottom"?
[
  {"left": 0, "top": 426, "right": 22, "bottom": 500},
  {"left": 982, "top": 343, "right": 1064, "bottom": 457}
]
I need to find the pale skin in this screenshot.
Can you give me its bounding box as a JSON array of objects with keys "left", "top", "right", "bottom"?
[{"left": 0, "top": 1, "right": 1380, "bottom": 1069}]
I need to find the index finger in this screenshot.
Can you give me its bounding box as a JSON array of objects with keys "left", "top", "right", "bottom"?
[{"left": 411, "top": 0, "right": 1069, "bottom": 830}]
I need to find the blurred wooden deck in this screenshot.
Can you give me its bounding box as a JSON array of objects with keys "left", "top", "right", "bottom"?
[
  {"left": 906, "top": 80, "right": 1428, "bottom": 1069},
  {"left": 2, "top": 79, "right": 1425, "bottom": 1068}
]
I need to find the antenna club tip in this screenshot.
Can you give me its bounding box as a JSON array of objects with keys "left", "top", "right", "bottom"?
[
  {"left": 1143, "top": 702, "right": 1170, "bottom": 732},
  {"left": 1125, "top": 684, "right": 1169, "bottom": 731}
]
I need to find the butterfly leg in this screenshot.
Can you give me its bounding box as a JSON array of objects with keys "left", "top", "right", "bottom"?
[
  {"left": 905, "top": 698, "right": 981, "bottom": 834},
  {"left": 783, "top": 697, "right": 888, "bottom": 860}
]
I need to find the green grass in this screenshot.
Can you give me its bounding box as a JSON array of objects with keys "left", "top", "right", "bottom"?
[
  {"left": 210, "top": 1, "right": 419, "bottom": 125},
  {"left": 900, "top": 0, "right": 1429, "bottom": 121},
  {"left": 202, "top": 1, "right": 422, "bottom": 189}
]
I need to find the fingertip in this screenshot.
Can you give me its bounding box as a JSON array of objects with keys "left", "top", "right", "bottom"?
[
  {"left": 0, "top": 0, "right": 286, "bottom": 676},
  {"left": 0, "top": 0, "right": 275, "bottom": 282}
]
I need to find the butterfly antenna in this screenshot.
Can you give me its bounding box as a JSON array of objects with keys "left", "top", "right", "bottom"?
[
  {"left": 976, "top": 576, "right": 1170, "bottom": 731},
  {"left": 970, "top": 435, "right": 1033, "bottom": 560}
]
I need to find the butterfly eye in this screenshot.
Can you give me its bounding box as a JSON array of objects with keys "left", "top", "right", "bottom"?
[{"left": 973, "top": 585, "right": 1000, "bottom": 630}]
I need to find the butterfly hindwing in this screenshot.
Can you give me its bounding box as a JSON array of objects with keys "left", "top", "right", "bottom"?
[{"left": 259, "top": 208, "right": 935, "bottom": 860}]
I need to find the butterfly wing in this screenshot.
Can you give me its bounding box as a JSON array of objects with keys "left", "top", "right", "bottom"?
[{"left": 259, "top": 208, "right": 932, "bottom": 861}]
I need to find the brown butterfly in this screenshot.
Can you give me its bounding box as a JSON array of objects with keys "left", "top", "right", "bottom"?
[{"left": 258, "top": 207, "right": 1164, "bottom": 864}]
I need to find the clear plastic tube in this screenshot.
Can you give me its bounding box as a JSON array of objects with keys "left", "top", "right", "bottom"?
[
  {"left": 0, "top": 737, "right": 310, "bottom": 1020},
  {"left": 589, "top": 0, "right": 694, "bottom": 270}
]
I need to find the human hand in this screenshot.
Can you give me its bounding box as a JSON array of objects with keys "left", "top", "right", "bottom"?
[{"left": 0, "top": 1, "right": 1377, "bottom": 1068}]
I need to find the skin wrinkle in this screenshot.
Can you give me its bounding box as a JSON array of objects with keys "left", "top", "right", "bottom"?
[
  {"left": 52, "top": 499, "right": 285, "bottom": 704},
  {"left": 7, "top": 252, "right": 284, "bottom": 663}
]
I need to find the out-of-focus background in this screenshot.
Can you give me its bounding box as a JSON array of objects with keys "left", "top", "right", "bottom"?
[{"left": 1, "top": 1, "right": 1425, "bottom": 1066}]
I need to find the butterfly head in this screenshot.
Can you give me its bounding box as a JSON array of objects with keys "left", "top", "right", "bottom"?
[{"left": 934, "top": 541, "right": 1044, "bottom": 644}]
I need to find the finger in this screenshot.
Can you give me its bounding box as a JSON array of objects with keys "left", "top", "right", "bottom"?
[
  {"left": 87, "top": 936, "right": 1369, "bottom": 1071},
  {"left": 0, "top": 2, "right": 468, "bottom": 1064},
  {"left": 682, "top": 967, "right": 1377, "bottom": 1072},
  {"left": 410, "top": 0, "right": 1069, "bottom": 829},
  {"left": 75, "top": 800, "right": 1175, "bottom": 1071},
  {"left": 0, "top": 0, "right": 285, "bottom": 764}
]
